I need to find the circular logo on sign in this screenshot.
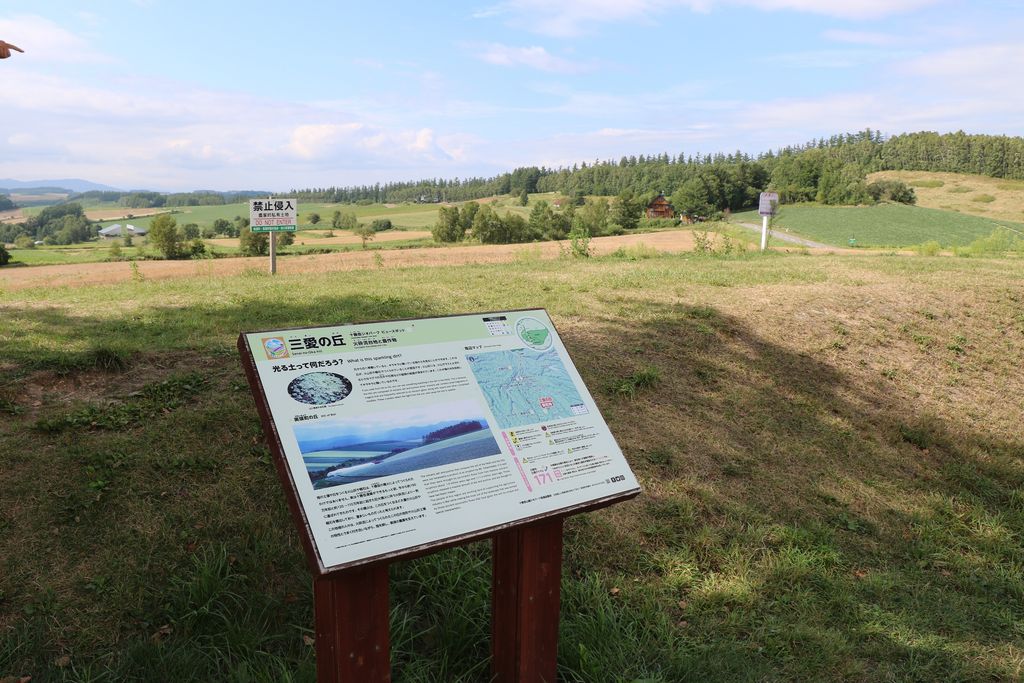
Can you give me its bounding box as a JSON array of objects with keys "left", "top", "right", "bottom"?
[
  {"left": 515, "top": 317, "right": 552, "bottom": 350},
  {"left": 287, "top": 372, "right": 353, "bottom": 405}
]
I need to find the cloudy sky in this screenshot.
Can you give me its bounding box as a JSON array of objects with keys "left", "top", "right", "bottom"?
[{"left": 1, "top": 1, "right": 1022, "bottom": 190}]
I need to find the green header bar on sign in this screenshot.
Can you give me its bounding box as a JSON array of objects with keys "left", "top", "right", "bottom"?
[{"left": 251, "top": 225, "right": 297, "bottom": 233}]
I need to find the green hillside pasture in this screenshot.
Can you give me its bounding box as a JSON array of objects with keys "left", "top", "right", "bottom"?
[
  {"left": 733, "top": 203, "right": 1024, "bottom": 248},
  {"left": 2, "top": 251, "right": 1023, "bottom": 681}
]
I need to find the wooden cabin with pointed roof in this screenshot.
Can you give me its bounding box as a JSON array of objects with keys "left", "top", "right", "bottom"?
[{"left": 645, "top": 193, "right": 674, "bottom": 219}]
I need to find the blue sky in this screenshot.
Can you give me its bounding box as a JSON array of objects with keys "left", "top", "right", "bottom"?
[{"left": 2, "top": 1, "right": 1022, "bottom": 190}]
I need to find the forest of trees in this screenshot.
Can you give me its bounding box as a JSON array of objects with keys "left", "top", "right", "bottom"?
[
  {"left": 0, "top": 203, "right": 95, "bottom": 245},
  {"left": 68, "top": 189, "right": 266, "bottom": 208},
  {"left": 291, "top": 130, "right": 1024, "bottom": 214}
]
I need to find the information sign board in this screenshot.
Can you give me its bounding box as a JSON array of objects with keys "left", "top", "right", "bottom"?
[
  {"left": 238, "top": 310, "right": 641, "bottom": 575},
  {"left": 758, "top": 192, "right": 779, "bottom": 217},
  {"left": 250, "top": 198, "right": 297, "bottom": 232}
]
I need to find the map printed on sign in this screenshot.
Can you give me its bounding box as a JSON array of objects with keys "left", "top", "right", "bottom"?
[{"left": 238, "top": 309, "right": 640, "bottom": 572}]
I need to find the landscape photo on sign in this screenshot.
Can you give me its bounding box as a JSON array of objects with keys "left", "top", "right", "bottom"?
[{"left": 294, "top": 398, "right": 501, "bottom": 488}]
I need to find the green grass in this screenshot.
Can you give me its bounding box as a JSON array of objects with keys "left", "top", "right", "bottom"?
[
  {"left": 733, "top": 203, "right": 1024, "bottom": 248},
  {"left": 2, "top": 251, "right": 1023, "bottom": 681},
  {"left": 89, "top": 202, "right": 448, "bottom": 232}
]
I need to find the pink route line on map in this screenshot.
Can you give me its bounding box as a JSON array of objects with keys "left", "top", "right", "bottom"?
[{"left": 502, "top": 432, "right": 532, "bottom": 492}]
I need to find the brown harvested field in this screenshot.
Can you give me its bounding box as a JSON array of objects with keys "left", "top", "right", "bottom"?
[
  {"left": 0, "top": 210, "right": 25, "bottom": 224},
  {"left": 0, "top": 231, "right": 705, "bottom": 291},
  {"left": 204, "top": 229, "right": 433, "bottom": 248},
  {"left": 868, "top": 170, "right": 1024, "bottom": 223},
  {"left": 0, "top": 230, "right": 873, "bottom": 292},
  {"left": 83, "top": 207, "right": 168, "bottom": 221}
]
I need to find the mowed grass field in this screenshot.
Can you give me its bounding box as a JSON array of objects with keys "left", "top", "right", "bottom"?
[
  {"left": 733, "top": 203, "right": 1024, "bottom": 248},
  {"left": 1, "top": 250, "right": 1022, "bottom": 682},
  {"left": 868, "top": 170, "right": 1024, "bottom": 224}
]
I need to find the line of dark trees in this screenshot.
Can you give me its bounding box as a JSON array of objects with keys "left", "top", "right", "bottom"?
[
  {"left": 290, "top": 130, "right": 1024, "bottom": 212},
  {"left": 423, "top": 420, "right": 485, "bottom": 444},
  {"left": 66, "top": 190, "right": 268, "bottom": 209}
]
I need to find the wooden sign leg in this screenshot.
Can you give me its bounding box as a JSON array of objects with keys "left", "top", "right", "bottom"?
[
  {"left": 492, "top": 517, "right": 565, "bottom": 683},
  {"left": 314, "top": 563, "right": 391, "bottom": 683}
]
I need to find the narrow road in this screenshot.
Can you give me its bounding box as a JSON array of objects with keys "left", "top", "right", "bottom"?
[{"left": 735, "top": 222, "right": 831, "bottom": 249}]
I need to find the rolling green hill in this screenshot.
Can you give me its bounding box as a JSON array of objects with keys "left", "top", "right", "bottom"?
[{"left": 733, "top": 203, "right": 1024, "bottom": 248}]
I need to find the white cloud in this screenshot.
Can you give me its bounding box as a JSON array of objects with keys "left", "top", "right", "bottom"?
[
  {"left": 902, "top": 43, "right": 1024, "bottom": 94},
  {"left": 2, "top": 68, "right": 463, "bottom": 189},
  {"left": 822, "top": 29, "right": 899, "bottom": 45},
  {"left": 0, "top": 14, "right": 110, "bottom": 63},
  {"left": 475, "top": 43, "right": 591, "bottom": 73},
  {"left": 476, "top": 0, "right": 941, "bottom": 36}
]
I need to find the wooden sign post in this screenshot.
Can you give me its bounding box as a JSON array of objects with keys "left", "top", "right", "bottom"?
[{"left": 237, "top": 310, "right": 640, "bottom": 682}]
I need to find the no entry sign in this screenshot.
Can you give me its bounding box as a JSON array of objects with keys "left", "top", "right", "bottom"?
[{"left": 250, "top": 198, "right": 297, "bottom": 232}]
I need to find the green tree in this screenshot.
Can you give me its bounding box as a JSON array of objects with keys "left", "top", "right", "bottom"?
[
  {"left": 612, "top": 191, "right": 642, "bottom": 230},
  {"left": 460, "top": 202, "right": 480, "bottom": 233},
  {"left": 331, "top": 210, "right": 343, "bottom": 229},
  {"left": 471, "top": 205, "right": 506, "bottom": 243},
  {"left": 308, "top": 212, "right": 321, "bottom": 226},
  {"left": 277, "top": 231, "right": 295, "bottom": 247},
  {"left": 671, "top": 178, "right": 716, "bottom": 219},
  {"left": 528, "top": 201, "right": 554, "bottom": 239},
  {"left": 13, "top": 235, "right": 34, "bottom": 249},
  {"left": 148, "top": 214, "right": 183, "bottom": 259},
  {"left": 354, "top": 223, "right": 376, "bottom": 249},
  {"left": 578, "top": 197, "right": 610, "bottom": 236},
  {"left": 0, "top": 244, "right": 10, "bottom": 266},
  {"left": 181, "top": 223, "right": 200, "bottom": 240},
  {"left": 370, "top": 218, "right": 392, "bottom": 232},
  {"left": 212, "top": 218, "right": 232, "bottom": 236},
  {"left": 337, "top": 212, "right": 359, "bottom": 231},
  {"left": 519, "top": 189, "right": 529, "bottom": 206},
  {"left": 432, "top": 206, "right": 465, "bottom": 243},
  {"left": 239, "top": 226, "right": 268, "bottom": 256},
  {"left": 0, "top": 194, "right": 15, "bottom": 211}
]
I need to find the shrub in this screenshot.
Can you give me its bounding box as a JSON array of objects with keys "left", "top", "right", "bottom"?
[
  {"left": 13, "top": 235, "right": 34, "bottom": 249},
  {"left": 0, "top": 244, "right": 10, "bottom": 266},
  {"left": 239, "top": 226, "right": 269, "bottom": 256},
  {"left": 866, "top": 179, "right": 916, "bottom": 204},
  {"left": 916, "top": 240, "right": 942, "bottom": 256},
  {"left": 971, "top": 194, "right": 996, "bottom": 203},
  {"left": 370, "top": 218, "right": 393, "bottom": 232}
]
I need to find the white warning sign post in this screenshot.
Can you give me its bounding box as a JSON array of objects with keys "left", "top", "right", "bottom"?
[
  {"left": 250, "top": 198, "right": 298, "bottom": 274},
  {"left": 758, "top": 192, "right": 778, "bottom": 252}
]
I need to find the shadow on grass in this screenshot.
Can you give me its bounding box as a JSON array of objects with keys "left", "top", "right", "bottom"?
[{"left": 0, "top": 293, "right": 1021, "bottom": 682}]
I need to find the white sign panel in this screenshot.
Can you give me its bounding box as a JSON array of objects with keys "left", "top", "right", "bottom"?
[
  {"left": 250, "top": 198, "right": 298, "bottom": 232},
  {"left": 240, "top": 310, "right": 640, "bottom": 572},
  {"left": 758, "top": 192, "right": 779, "bottom": 217}
]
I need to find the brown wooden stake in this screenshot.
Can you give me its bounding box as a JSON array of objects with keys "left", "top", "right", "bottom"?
[
  {"left": 491, "top": 516, "right": 565, "bottom": 683},
  {"left": 314, "top": 563, "right": 392, "bottom": 683}
]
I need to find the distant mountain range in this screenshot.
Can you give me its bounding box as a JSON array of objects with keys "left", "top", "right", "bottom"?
[{"left": 0, "top": 178, "right": 122, "bottom": 193}]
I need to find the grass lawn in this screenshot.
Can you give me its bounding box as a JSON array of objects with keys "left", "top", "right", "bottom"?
[
  {"left": 1, "top": 251, "right": 1023, "bottom": 681},
  {"left": 868, "top": 170, "right": 1024, "bottom": 224},
  {"left": 733, "top": 203, "right": 1024, "bottom": 248}
]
